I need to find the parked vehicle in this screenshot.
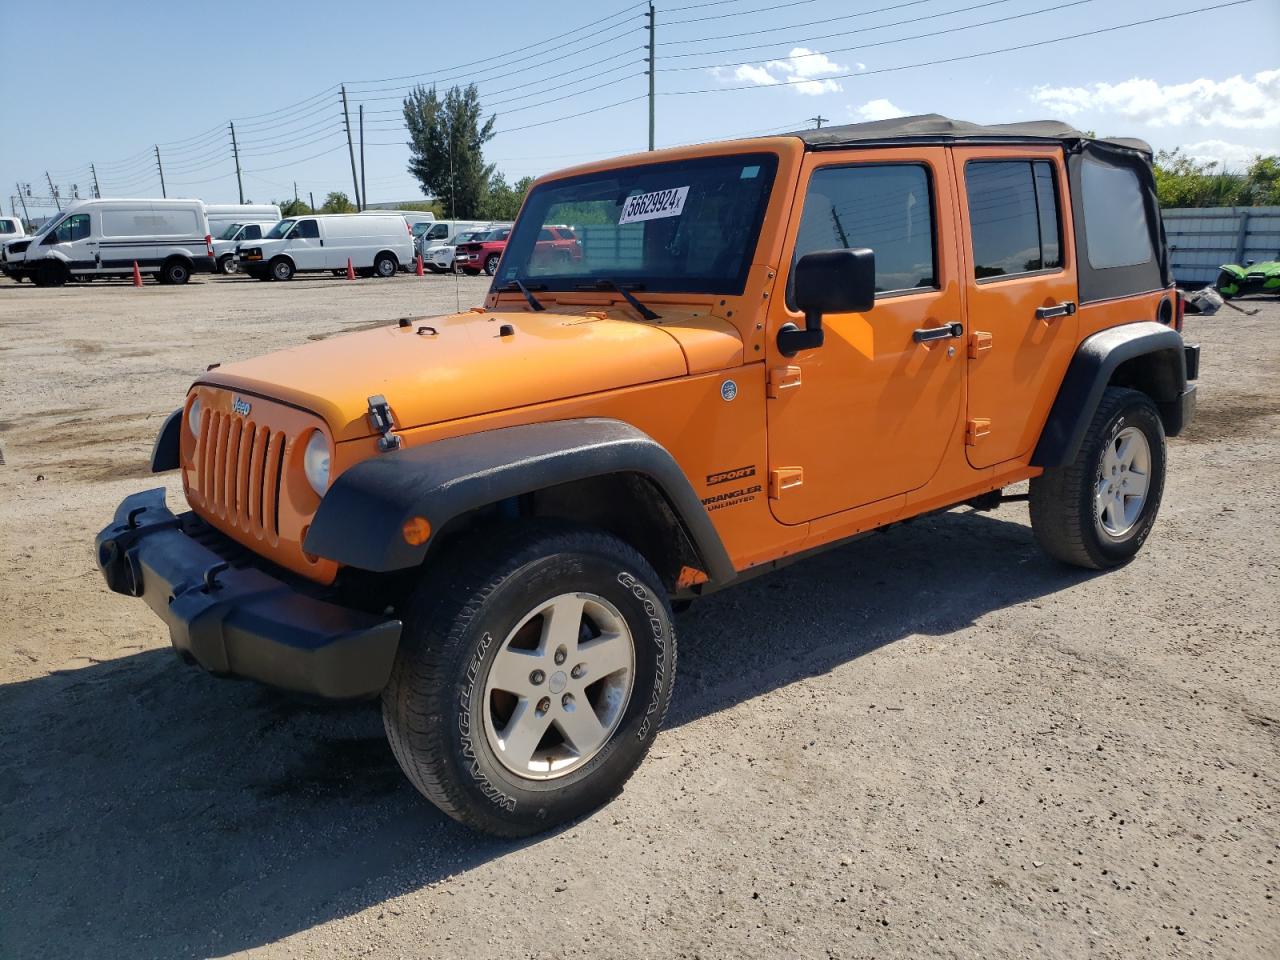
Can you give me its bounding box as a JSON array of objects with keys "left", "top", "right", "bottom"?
[
  {"left": 455, "top": 224, "right": 513, "bottom": 275},
  {"left": 235, "top": 213, "right": 413, "bottom": 280},
  {"left": 417, "top": 220, "right": 491, "bottom": 269},
  {"left": 531, "top": 224, "right": 583, "bottom": 269},
  {"left": 7, "top": 198, "right": 213, "bottom": 286},
  {"left": 363, "top": 209, "right": 434, "bottom": 247},
  {"left": 1216, "top": 255, "right": 1280, "bottom": 298},
  {"left": 0, "top": 215, "right": 24, "bottom": 244},
  {"left": 96, "top": 115, "right": 1198, "bottom": 837},
  {"left": 204, "top": 204, "right": 280, "bottom": 240},
  {"left": 212, "top": 222, "right": 278, "bottom": 274}
]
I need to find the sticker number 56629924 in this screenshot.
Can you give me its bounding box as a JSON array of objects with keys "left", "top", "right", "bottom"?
[{"left": 618, "top": 186, "right": 690, "bottom": 225}]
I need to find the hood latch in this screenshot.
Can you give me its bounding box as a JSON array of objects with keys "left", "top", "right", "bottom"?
[{"left": 367, "top": 394, "right": 403, "bottom": 452}]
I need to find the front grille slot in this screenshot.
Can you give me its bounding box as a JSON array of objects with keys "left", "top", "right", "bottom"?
[{"left": 195, "top": 408, "right": 288, "bottom": 542}]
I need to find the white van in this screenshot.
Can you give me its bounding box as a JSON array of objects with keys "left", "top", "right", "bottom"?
[
  {"left": 236, "top": 213, "right": 413, "bottom": 281},
  {"left": 0, "top": 215, "right": 24, "bottom": 244},
  {"left": 204, "top": 203, "right": 281, "bottom": 239},
  {"left": 11, "top": 198, "right": 213, "bottom": 286},
  {"left": 211, "top": 221, "right": 277, "bottom": 274}
]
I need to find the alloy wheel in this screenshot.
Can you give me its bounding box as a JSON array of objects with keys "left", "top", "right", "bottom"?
[{"left": 1095, "top": 425, "right": 1151, "bottom": 539}]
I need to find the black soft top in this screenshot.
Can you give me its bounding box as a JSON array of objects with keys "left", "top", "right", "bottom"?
[{"left": 784, "top": 114, "right": 1152, "bottom": 155}]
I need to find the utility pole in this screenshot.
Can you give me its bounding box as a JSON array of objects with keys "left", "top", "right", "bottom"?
[
  {"left": 309, "top": 191, "right": 315, "bottom": 213},
  {"left": 229, "top": 122, "right": 244, "bottom": 204},
  {"left": 154, "top": 146, "right": 167, "bottom": 198},
  {"left": 15, "top": 183, "right": 30, "bottom": 222},
  {"left": 45, "top": 172, "right": 61, "bottom": 210},
  {"left": 340, "top": 85, "right": 361, "bottom": 210},
  {"left": 359, "top": 104, "right": 367, "bottom": 212},
  {"left": 90, "top": 163, "right": 101, "bottom": 198},
  {"left": 646, "top": 3, "right": 656, "bottom": 151},
  {"left": 809, "top": 115, "right": 827, "bottom": 129}
]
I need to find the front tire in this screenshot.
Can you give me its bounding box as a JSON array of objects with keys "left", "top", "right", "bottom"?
[
  {"left": 1216, "top": 270, "right": 1238, "bottom": 299},
  {"left": 383, "top": 524, "right": 677, "bottom": 837},
  {"left": 218, "top": 255, "right": 237, "bottom": 275},
  {"left": 484, "top": 253, "right": 501, "bottom": 276},
  {"left": 269, "top": 257, "right": 294, "bottom": 281},
  {"left": 1030, "top": 387, "right": 1166, "bottom": 569}
]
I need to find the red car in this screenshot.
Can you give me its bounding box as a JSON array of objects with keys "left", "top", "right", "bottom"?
[
  {"left": 455, "top": 226, "right": 512, "bottom": 276},
  {"left": 456, "top": 225, "right": 583, "bottom": 276}
]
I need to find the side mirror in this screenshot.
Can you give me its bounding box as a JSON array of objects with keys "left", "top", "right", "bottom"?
[{"left": 778, "top": 248, "right": 875, "bottom": 355}]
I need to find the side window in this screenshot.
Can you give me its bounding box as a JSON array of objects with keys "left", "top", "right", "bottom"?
[
  {"left": 245, "top": 225, "right": 262, "bottom": 240},
  {"left": 293, "top": 219, "right": 320, "bottom": 239},
  {"left": 427, "top": 223, "right": 448, "bottom": 240},
  {"left": 0, "top": 219, "right": 15, "bottom": 232},
  {"left": 965, "top": 160, "right": 1062, "bottom": 279},
  {"left": 792, "top": 163, "right": 936, "bottom": 296},
  {"left": 1080, "top": 157, "right": 1153, "bottom": 269},
  {"left": 537, "top": 228, "right": 554, "bottom": 241}
]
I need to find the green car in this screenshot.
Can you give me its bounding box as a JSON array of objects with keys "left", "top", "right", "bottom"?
[{"left": 1217, "top": 255, "right": 1280, "bottom": 298}]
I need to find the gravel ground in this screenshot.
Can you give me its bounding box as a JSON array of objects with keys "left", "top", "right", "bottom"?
[{"left": 1, "top": 275, "right": 1276, "bottom": 960}]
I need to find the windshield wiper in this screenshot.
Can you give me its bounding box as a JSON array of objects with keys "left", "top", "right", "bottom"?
[
  {"left": 575, "top": 278, "right": 661, "bottom": 322},
  {"left": 501, "top": 279, "right": 546, "bottom": 312}
]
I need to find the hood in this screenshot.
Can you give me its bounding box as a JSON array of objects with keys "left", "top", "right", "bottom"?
[{"left": 197, "top": 308, "right": 739, "bottom": 442}]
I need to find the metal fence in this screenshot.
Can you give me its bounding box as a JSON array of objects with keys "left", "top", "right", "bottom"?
[{"left": 1164, "top": 206, "right": 1280, "bottom": 286}]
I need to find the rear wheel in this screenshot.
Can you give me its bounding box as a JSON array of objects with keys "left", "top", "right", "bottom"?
[
  {"left": 159, "top": 258, "right": 191, "bottom": 285},
  {"left": 1029, "top": 387, "right": 1166, "bottom": 570},
  {"left": 269, "top": 257, "right": 294, "bottom": 281},
  {"left": 374, "top": 252, "right": 398, "bottom": 278},
  {"left": 382, "top": 524, "right": 677, "bottom": 837},
  {"left": 1215, "top": 270, "right": 1238, "bottom": 299},
  {"left": 218, "top": 255, "right": 237, "bottom": 275},
  {"left": 484, "top": 253, "right": 501, "bottom": 276}
]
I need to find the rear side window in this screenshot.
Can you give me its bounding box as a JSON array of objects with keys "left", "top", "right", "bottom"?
[
  {"left": 965, "top": 160, "right": 1062, "bottom": 279},
  {"left": 0, "top": 219, "right": 16, "bottom": 232},
  {"left": 1080, "top": 157, "right": 1153, "bottom": 269},
  {"left": 793, "top": 163, "right": 936, "bottom": 295},
  {"left": 101, "top": 209, "right": 199, "bottom": 237}
]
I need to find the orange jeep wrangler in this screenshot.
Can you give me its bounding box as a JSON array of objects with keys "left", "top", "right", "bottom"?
[{"left": 97, "top": 115, "right": 1198, "bottom": 836}]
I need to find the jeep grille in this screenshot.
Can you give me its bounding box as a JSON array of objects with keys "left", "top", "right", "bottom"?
[{"left": 193, "top": 408, "right": 288, "bottom": 541}]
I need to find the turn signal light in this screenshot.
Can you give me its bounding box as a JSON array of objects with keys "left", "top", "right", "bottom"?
[{"left": 402, "top": 516, "right": 432, "bottom": 546}]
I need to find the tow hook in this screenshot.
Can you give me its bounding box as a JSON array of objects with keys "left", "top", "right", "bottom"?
[{"left": 367, "top": 394, "right": 403, "bottom": 452}]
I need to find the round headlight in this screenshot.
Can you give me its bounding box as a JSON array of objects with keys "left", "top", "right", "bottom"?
[
  {"left": 303, "top": 431, "right": 331, "bottom": 496},
  {"left": 187, "top": 397, "right": 202, "bottom": 436}
]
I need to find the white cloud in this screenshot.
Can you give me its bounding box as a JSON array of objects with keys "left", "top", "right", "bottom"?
[
  {"left": 1031, "top": 69, "right": 1280, "bottom": 129},
  {"left": 854, "top": 98, "right": 909, "bottom": 122},
  {"left": 714, "top": 47, "right": 848, "bottom": 96},
  {"left": 1180, "top": 139, "right": 1277, "bottom": 169}
]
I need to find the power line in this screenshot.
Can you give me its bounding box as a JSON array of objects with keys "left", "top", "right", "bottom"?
[
  {"left": 662, "top": 0, "right": 940, "bottom": 44},
  {"left": 665, "top": 0, "right": 823, "bottom": 26},
  {"left": 667, "top": 0, "right": 1259, "bottom": 94}
]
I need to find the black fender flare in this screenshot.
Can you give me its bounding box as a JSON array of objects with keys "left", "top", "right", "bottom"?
[
  {"left": 151, "top": 408, "right": 182, "bottom": 472},
  {"left": 303, "top": 418, "right": 736, "bottom": 584},
  {"left": 1032, "top": 321, "right": 1187, "bottom": 468}
]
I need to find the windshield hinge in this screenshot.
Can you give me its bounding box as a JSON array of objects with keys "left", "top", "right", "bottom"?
[{"left": 367, "top": 394, "right": 403, "bottom": 452}]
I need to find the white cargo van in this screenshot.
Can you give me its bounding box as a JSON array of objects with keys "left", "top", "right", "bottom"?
[
  {"left": 204, "top": 203, "right": 281, "bottom": 239},
  {"left": 0, "top": 215, "right": 24, "bottom": 243},
  {"left": 211, "top": 221, "right": 277, "bottom": 274},
  {"left": 10, "top": 198, "right": 213, "bottom": 286},
  {"left": 236, "top": 214, "right": 413, "bottom": 281}
]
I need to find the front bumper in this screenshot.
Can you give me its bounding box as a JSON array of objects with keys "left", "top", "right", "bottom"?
[{"left": 95, "top": 489, "right": 401, "bottom": 699}]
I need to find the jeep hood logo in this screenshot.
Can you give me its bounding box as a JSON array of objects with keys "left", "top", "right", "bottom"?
[{"left": 232, "top": 397, "right": 252, "bottom": 416}]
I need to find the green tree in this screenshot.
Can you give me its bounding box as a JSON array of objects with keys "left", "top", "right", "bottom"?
[
  {"left": 403, "top": 83, "right": 496, "bottom": 218},
  {"left": 276, "top": 198, "right": 313, "bottom": 217},
  {"left": 1243, "top": 155, "right": 1280, "bottom": 206},
  {"left": 320, "top": 191, "right": 356, "bottom": 214},
  {"left": 479, "top": 172, "right": 535, "bottom": 220}
]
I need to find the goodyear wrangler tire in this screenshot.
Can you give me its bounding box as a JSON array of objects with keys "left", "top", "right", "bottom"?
[
  {"left": 382, "top": 524, "right": 677, "bottom": 837},
  {"left": 1029, "top": 386, "right": 1166, "bottom": 570}
]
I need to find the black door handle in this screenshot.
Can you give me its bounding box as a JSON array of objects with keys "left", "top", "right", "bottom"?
[
  {"left": 1036, "top": 301, "right": 1076, "bottom": 320},
  {"left": 912, "top": 322, "right": 963, "bottom": 343}
]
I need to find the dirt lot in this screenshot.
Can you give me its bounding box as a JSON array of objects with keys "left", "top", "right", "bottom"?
[{"left": 1, "top": 274, "right": 1276, "bottom": 960}]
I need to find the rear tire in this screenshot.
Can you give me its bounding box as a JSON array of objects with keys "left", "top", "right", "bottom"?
[
  {"left": 269, "top": 257, "right": 294, "bottom": 281},
  {"left": 382, "top": 523, "right": 677, "bottom": 837},
  {"left": 484, "top": 253, "right": 501, "bottom": 276},
  {"left": 1029, "top": 387, "right": 1166, "bottom": 570},
  {"left": 159, "top": 258, "right": 191, "bottom": 285},
  {"left": 1215, "top": 271, "right": 1238, "bottom": 299},
  {"left": 374, "top": 252, "right": 397, "bottom": 278}
]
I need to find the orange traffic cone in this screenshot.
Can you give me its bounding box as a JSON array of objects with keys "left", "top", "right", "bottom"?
[
  {"left": 132, "top": 261, "right": 143, "bottom": 287},
  {"left": 346, "top": 258, "right": 356, "bottom": 281},
  {"left": 415, "top": 253, "right": 425, "bottom": 277}
]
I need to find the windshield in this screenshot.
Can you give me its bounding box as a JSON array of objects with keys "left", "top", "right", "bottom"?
[
  {"left": 264, "top": 219, "right": 295, "bottom": 240},
  {"left": 217, "top": 222, "right": 244, "bottom": 240},
  {"left": 496, "top": 153, "right": 777, "bottom": 294},
  {"left": 452, "top": 231, "right": 483, "bottom": 244},
  {"left": 33, "top": 213, "right": 67, "bottom": 238}
]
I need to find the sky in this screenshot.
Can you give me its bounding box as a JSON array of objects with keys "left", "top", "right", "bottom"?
[{"left": 1, "top": 0, "right": 1277, "bottom": 217}]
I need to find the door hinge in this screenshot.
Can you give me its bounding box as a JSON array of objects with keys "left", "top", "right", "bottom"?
[
  {"left": 768, "top": 467, "right": 804, "bottom": 498},
  {"left": 968, "top": 331, "right": 993, "bottom": 358},
  {"left": 766, "top": 365, "right": 802, "bottom": 398},
  {"left": 966, "top": 418, "right": 992, "bottom": 446}
]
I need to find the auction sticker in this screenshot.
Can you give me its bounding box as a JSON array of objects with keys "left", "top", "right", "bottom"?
[{"left": 619, "top": 186, "right": 690, "bottom": 225}]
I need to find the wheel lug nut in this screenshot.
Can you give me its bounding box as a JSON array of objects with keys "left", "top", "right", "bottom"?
[
  {"left": 530, "top": 670, "right": 545, "bottom": 685},
  {"left": 561, "top": 693, "right": 575, "bottom": 710},
  {"left": 554, "top": 646, "right": 567, "bottom": 665},
  {"left": 570, "top": 663, "right": 585, "bottom": 679},
  {"left": 536, "top": 697, "right": 551, "bottom": 716}
]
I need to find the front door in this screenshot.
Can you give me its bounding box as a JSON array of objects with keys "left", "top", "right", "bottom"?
[
  {"left": 954, "top": 147, "right": 1078, "bottom": 468},
  {"left": 287, "top": 218, "right": 324, "bottom": 269},
  {"left": 765, "top": 148, "right": 965, "bottom": 525}
]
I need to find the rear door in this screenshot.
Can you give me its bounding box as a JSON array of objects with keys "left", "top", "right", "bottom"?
[
  {"left": 765, "top": 148, "right": 965, "bottom": 524},
  {"left": 954, "top": 147, "right": 1077, "bottom": 468}
]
